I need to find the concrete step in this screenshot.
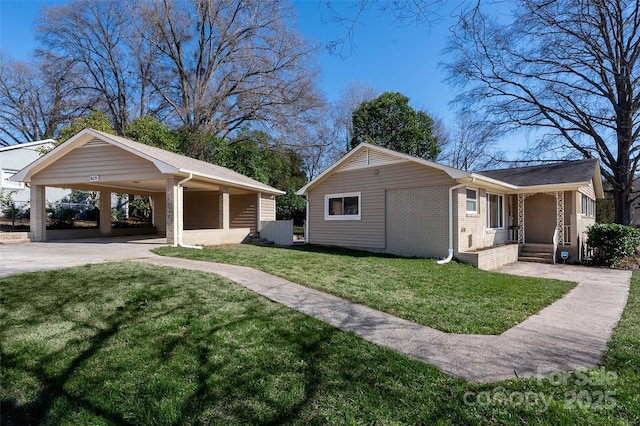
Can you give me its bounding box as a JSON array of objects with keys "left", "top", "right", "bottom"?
[
  {"left": 520, "top": 252, "right": 554, "bottom": 258},
  {"left": 518, "top": 256, "right": 554, "bottom": 264},
  {"left": 521, "top": 243, "right": 554, "bottom": 251}
]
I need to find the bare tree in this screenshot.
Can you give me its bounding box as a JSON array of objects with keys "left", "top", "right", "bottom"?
[
  {"left": 37, "top": 0, "right": 136, "bottom": 135},
  {"left": 446, "top": 0, "right": 640, "bottom": 224},
  {"left": 130, "top": 0, "right": 322, "bottom": 138},
  {"left": 439, "top": 111, "right": 505, "bottom": 171},
  {"left": 0, "top": 54, "right": 82, "bottom": 145},
  {"left": 333, "top": 81, "right": 378, "bottom": 152},
  {"left": 322, "top": 0, "right": 443, "bottom": 57}
]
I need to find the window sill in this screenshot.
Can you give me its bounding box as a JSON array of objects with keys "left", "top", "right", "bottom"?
[
  {"left": 466, "top": 213, "right": 480, "bottom": 217},
  {"left": 324, "top": 216, "right": 361, "bottom": 221}
]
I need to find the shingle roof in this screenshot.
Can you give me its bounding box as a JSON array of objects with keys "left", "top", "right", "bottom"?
[
  {"left": 91, "top": 130, "right": 283, "bottom": 194},
  {"left": 477, "top": 158, "right": 598, "bottom": 186}
]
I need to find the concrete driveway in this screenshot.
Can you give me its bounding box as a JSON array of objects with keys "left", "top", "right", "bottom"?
[{"left": 0, "top": 236, "right": 166, "bottom": 277}]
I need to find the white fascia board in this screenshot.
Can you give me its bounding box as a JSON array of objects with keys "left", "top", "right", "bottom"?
[
  {"left": 95, "top": 131, "right": 178, "bottom": 174},
  {"left": 593, "top": 163, "right": 605, "bottom": 198},
  {"left": 178, "top": 169, "right": 285, "bottom": 195},
  {"left": 466, "top": 174, "right": 519, "bottom": 191},
  {"left": 514, "top": 182, "right": 592, "bottom": 194},
  {"left": 296, "top": 144, "right": 371, "bottom": 195}
]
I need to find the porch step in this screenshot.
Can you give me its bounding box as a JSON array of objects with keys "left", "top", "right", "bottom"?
[{"left": 519, "top": 244, "right": 554, "bottom": 264}]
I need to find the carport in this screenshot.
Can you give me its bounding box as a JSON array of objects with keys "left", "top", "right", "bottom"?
[{"left": 11, "top": 128, "right": 283, "bottom": 246}]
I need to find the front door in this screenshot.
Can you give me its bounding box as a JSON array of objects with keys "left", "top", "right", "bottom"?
[{"left": 524, "top": 193, "right": 556, "bottom": 244}]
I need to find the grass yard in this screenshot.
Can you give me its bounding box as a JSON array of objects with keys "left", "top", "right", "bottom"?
[
  {"left": 1, "top": 263, "right": 638, "bottom": 425},
  {"left": 153, "top": 244, "right": 575, "bottom": 335}
]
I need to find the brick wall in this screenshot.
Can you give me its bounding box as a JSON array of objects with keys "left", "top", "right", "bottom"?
[
  {"left": 385, "top": 185, "right": 449, "bottom": 258},
  {"left": 182, "top": 228, "right": 250, "bottom": 246},
  {"left": 456, "top": 244, "right": 519, "bottom": 270}
]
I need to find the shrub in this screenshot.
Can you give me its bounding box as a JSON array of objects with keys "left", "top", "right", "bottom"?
[
  {"left": 586, "top": 223, "right": 640, "bottom": 266},
  {"left": 48, "top": 206, "right": 79, "bottom": 228}
]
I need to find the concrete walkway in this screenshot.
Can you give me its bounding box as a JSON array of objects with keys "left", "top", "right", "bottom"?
[
  {"left": 137, "top": 256, "right": 631, "bottom": 383},
  {"left": 0, "top": 239, "right": 631, "bottom": 382}
]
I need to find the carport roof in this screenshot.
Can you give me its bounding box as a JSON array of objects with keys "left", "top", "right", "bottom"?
[{"left": 12, "top": 128, "right": 284, "bottom": 195}]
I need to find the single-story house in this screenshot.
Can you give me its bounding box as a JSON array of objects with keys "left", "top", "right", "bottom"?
[
  {"left": 11, "top": 128, "right": 283, "bottom": 245},
  {"left": 296, "top": 143, "right": 604, "bottom": 270}
]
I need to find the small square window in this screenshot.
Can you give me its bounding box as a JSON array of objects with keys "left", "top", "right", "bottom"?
[
  {"left": 466, "top": 188, "right": 477, "bottom": 213},
  {"left": 325, "top": 192, "right": 361, "bottom": 220}
]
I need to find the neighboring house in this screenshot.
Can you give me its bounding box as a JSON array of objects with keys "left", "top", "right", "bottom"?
[
  {"left": 296, "top": 143, "right": 604, "bottom": 270},
  {"left": 0, "top": 139, "right": 70, "bottom": 211},
  {"left": 12, "top": 128, "right": 283, "bottom": 245}
]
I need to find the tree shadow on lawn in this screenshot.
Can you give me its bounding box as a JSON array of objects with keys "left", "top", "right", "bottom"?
[
  {"left": 246, "top": 243, "right": 411, "bottom": 259},
  {"left": 0, "top": 264, "right": 349, "bottom": 425}
]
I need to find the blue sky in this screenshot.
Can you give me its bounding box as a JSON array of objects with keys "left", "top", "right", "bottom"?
[{"left": 0, "top": 0, "right": 525, "bottom": 156}]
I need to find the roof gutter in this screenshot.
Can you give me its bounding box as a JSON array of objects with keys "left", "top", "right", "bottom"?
[
  {"left": 437, "top": 182, "right": 468, "bottom": 265},
  {"left": 176, "top": 173, "right": 202, "bottom": 250}
]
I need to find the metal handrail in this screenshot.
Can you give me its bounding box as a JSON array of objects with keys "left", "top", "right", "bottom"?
[{"left": 552, "top": 227, "right": 558, "bottom": 264}]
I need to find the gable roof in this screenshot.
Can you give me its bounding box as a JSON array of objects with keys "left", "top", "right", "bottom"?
[
  {"left": 297, "top": 143, "right": 604, "bottom": 198},
  {"left": 296, "top": 142, "right": 471, "bottom": 195},
  {"left": 12, "top": 129, "right": 284, "bottom": 195},
  {"left": 478, "top": 159, "right": 598, "bottom": 186}
]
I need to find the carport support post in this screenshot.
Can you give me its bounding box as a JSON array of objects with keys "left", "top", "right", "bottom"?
[
  {"left": 99, "top": 191, "right": 112, "bottom": 236},
  {"left": 30, "top": 184, "right": 46, "bottom": 241},
  {"left": 219, "top": 187, "right": 229, "bottom": 230},
  {"left": 166, "top": 177, "right": 181, "bottom": 246}
]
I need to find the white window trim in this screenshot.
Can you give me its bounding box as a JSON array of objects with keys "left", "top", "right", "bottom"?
[
  {"left": 324, "top": 192, "right": 361, "bottom": 220},
  {"left": 466, "top": 188, "right": 478, "bottom": 214},
  {"left": 486, "top": 192, "right": 504, "bottom": 230},
  {"left": 581, "top": 194, "right": 595, "bottom": 217}
]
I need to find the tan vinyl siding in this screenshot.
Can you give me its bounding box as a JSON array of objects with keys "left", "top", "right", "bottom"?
[
  {"left": 32, "top": 141, "right": 163, "bottom": 185},
  {"left": 340, "top": 147, "right": 406, "bottom": 172},
  {"left": 183, "top": 191, "right": 219, "bottom": 230},
  {"left": 260, "top": 193, "right": 276, "bottom": 221},
  {"left": 152, "top": 192, "right": 166, "bottom": 235},
  {"left": 230, "top": 194, "right": 257, "bottom": 233},
  {"left": 308, "top": 161, "right": 456, "bottom": 250}
]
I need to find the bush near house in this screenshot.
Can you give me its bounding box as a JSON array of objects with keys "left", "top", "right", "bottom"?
[{"left": 587, "top": 223, "right": 640, "bottom": 266}]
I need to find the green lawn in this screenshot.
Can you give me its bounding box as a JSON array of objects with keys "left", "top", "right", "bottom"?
[
  {"left": 153, "top": 244, "right": 575, "bottom": 335},
  {"left": 1, "top": 263, "right": 638, "bottom": 425}
]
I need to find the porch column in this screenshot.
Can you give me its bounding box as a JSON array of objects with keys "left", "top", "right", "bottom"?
[
  {"left": 219, "top": 187, "right": 229, "bottom": 230},
  {"left": 556, "top": 191, "right": 565, "bottom": 245},
  {"left": 166, "top": 177, "right": 181, "bottom": 245},
  {"left": 99, "top": 191, "right": 112, "bottom": 236},
  {"left": 30, "top": 184, "right": 46, "bottom": 241},
  {"left": 517, "top": 193, "right": 525, "bottom": 244}
]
